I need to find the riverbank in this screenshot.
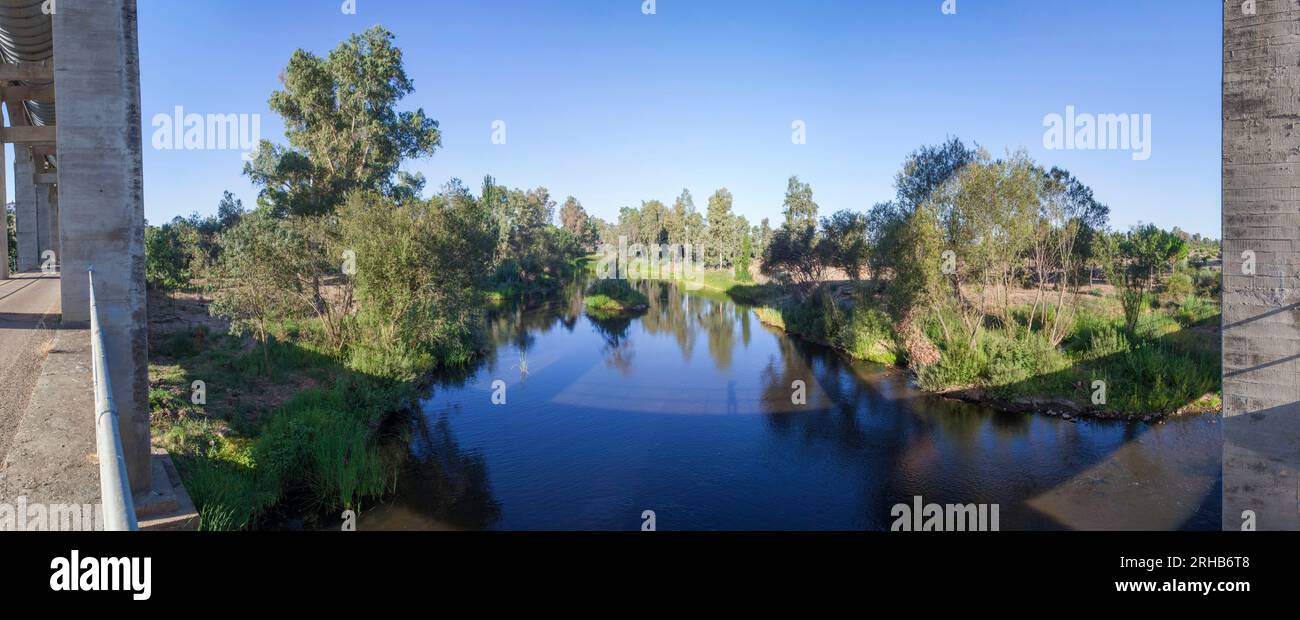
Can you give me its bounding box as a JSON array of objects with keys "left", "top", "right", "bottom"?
[
  {"left": 147, "top": 291, "right": 414, "bottom": 530},
  {"left": 700, "top": 271, "right": 1221, "bottom": 421},
  {"left": 147, "top": 271, "right": 592, "bottom": 530}
]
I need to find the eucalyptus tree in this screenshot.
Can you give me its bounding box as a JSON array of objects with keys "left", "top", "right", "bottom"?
[
  {"left": 781, "top": 176, "right": 819, "bottom": 231},
  {"left": 245, "top": 26, "right": 441, "bottom": 216},
  {"left": 706, "top": 189, "right": 738, "bottom": 268}
]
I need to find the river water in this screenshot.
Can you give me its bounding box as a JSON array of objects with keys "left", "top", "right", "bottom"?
[{"left": 361, "top": 281, "right": 1221, "bottom": 531}]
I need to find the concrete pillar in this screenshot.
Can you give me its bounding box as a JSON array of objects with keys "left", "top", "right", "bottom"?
[
  {"left": 0, "top": 142, "right": 6, "bottom": 281},
  {"left": 1222, "top": 0, "right": 1300, "bottom": 530},
  {"left": 47, "top": 184, "right": 59, "bottom": 267},
  {"left": 14, "top": 148, "right": 38, "bottom": 272},
  {"left": 34, "top": 179, "right": 50, "bottom": 267},
  {"left": 53, "top": 0, "right": 150, "bottom": 493}
]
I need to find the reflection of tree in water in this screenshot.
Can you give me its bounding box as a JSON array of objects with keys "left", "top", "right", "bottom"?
[
  {"left": 758, "top": 332, "right": 1040, "bottom": 457},
  {"left": 635, "top": 281, "right": 698, "bottom": 361},
  {"left": 429, "top": 284, "right": 587, "bottom": 390},
  {"left": 740, "top": 304, "right": 752, "bottom": 347},
  {"left": 400, "top": 407, "right": 501, "bottom": 529},
  {"left": 587, "top": 311, "right": 636, "bottom": 374},
  {"left": 703, "top": 299, "right": 736, "bottom": 370}
]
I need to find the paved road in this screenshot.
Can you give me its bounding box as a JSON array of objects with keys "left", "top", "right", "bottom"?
[{"left": 0, "top": 273, "right": 60, "bottom": 465}]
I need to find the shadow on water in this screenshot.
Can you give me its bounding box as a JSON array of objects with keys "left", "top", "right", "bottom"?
[{"left": 367, "top": 278, "right": 1221, "bottom": 531}]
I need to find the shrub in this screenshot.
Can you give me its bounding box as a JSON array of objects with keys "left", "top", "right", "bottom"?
[
  {"left": 1165, "top": 271, "right": 1193, "bottom": 301},
  {"left": 1175, "top": 296, "right": 1217, "bottom": 326}
]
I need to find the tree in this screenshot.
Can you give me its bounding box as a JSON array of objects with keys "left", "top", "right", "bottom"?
[
  {"left": 559, "top": 196, "right": 596, "bottom": 247},
  {"left": 639, "top": 199, "right": 669, "bottom": 246},
  {"left": 1098, "top": 224, "right": 1188, "bottom": 332},
  {"left": 6, "top": 204, "right": 16, "bottom": 274},
  {"left": 781, "top": 176, "right": 819, "bottom": 230},
  {"left": 761, "top": 224, "right": 831, "bottom": 295},
  {"left": 505, "top": 186, "right": 556, "bottom": 271},
  {"left": 245, "top": 26, "right": 441, "bottom": 216},
  {"left": 894, "top": 137, "right": 979, "bottom": 212},
  {"left": 145, "top": 223, "right": 194, "bottom": 292},
  {"left": 1024, "top": 167, "right": 1109, "bottom": 344},
  {"left": 735, "top": 230, "right": 753, "bottom": 282},
  {"left": 755, "top": 217, "right": 773, "bottom": 257},
  {"left": 210, "top": 211, "right": 320, "bottom": 375},
  {"left": 926, "top": 150, "right": 1038, "bottom": 344},
  {"left": 217, "top": 191, "right": 245, "bottom": 230},
  {"left": 869, "top": 139, "right": 977, "bottom": 291},
  {"left": 706, "top": 189, "right": 737, "bottom": 268},
  {"left": 338, "top": 188, "right": 497, "bottom": 376},
  {"left": 821, "top": 210, "right": 871, "bottom": 281}
]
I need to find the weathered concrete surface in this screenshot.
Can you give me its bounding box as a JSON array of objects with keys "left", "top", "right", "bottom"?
[
  {"left": 13, "top": 148, "right": 38, "bottom": 272},
  {"left": 34, "top": 174, "right": 51, "bottom": 268},
  {"left": 0, "top": 327, "right": 100, "bottom": 513},
  {"left": 0, "top": 133, "right": 6, "bottom": 281},
  {"left": 0, "top": 273, "right": 60, "bottom": 465},
  {"left": 53, "top": 0, "right": 150, "bottom": 493},
  {"left": 1222, "top": 0, "right": 1300, "bottom": 530},
  {"left": 137, "top": 452, "right": 199, "bottom": 531}
]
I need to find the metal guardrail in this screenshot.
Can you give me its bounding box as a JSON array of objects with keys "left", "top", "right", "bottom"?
[{"left": 88, "top": 268, "right": 139, "bottom": 531}]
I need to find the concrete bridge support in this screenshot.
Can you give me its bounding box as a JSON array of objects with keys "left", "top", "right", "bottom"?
[
  {"left": 34, "top": 175, "right": 53, "bottom": 269},
  {"left": 14, "top": 148, "right": 38, "bottom": 272},
  {"left": 40, "top": 180, "right": 58, "bottom": 267},
  {"left": 1222, "top": 0, "right": 1300, "bottom": 530},
  {"left": 53, "top": 0, "right": 150, "bottom": 493}
]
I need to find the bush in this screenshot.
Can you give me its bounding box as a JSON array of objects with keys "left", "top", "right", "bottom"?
[
  {"left": 1165, "top": 271, "right": 1193, "bottom": 301},
  {"left": 1175, "top": 296, "right": 1218, "bottom": 326},
  {"left": 1193, "top": 268, "right": 1221, "bottom": 298},
  {"left": 830, "top": 306, "right": 898, "bottom": 365},
  {"left": 916, "top": 327, "right": 1069, "bottom": 393}
]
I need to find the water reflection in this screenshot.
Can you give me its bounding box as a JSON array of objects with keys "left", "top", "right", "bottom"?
[{"left": 363, "top": 280, "right": 1221, "bottom": 531}]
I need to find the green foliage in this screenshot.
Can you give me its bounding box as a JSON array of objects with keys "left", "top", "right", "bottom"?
[
  {"left": 155, "top": 329, "right": 411, "bottom": 530},
  {"left": 734, "top": 232, "right": 753, "bottom": 282},
  {"left": 246, "top": 26, "right": 441, "bottom": 216},
  {"left": 830, "top": 305, "right": 898, "bottom": 365},
  {"left": 5, "top": 206, "right": 15, "bottom": 274},
  {"left": 585, "top": 279, "right": 649, "bottom": 316},
  {"left": 1165, "top": 271, "right": 1194, "bottom": 301},
  {"left": 820, "top": 210, "right": 870, "bottom": 281},
  {"left": 781, "top": 175, "right": 819, "bottom": 230},
  {"left": 762, "top": 223, "right": 832, "bottom": 290},
  {"left": 209, "top": 210, "right": 320, "bottom": 375},
  {"left": 1174, "top": 296, "right": 1218, "bottom": 326},
  {"left": 1097, "top": 224, "right": 1189, "bottom": 332},
  {"left": 338, "top": 186, "right": 496, "bottom": 380},
  {"left": 145, "top": 223, "right": 195, "bottom": 291},
  {"left": 705, "top": 188, "right": 738, "bottom": 268},
  {"left": 481, "top": 179, "right": 587, "bottom": 295}
]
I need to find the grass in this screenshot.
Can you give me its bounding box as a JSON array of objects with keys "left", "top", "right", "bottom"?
[
  {"left": 585, "top": 279, "right": 650, "bottom": 315},
  {"left": 755, "top": 291, "right": 899, "bottom": 366},
  {"left": 150, "top": 320, "right": 413, "bottom": 530},
  {"left": 756, "top": 285, "right": 1221, "bottom": 416}
]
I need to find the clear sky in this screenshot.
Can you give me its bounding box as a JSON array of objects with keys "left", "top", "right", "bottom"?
[{"left": 123, "top": 0, "right": 1219, "bottom": 237}]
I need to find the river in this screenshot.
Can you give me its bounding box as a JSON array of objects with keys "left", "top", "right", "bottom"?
[{"left": 360, "top": 281, "right": 1222, "bottom": 531}]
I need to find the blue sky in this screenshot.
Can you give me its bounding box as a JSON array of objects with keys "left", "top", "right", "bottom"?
[{"left": 123, "top": 0, "right": 1219, "bottom": 237}]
